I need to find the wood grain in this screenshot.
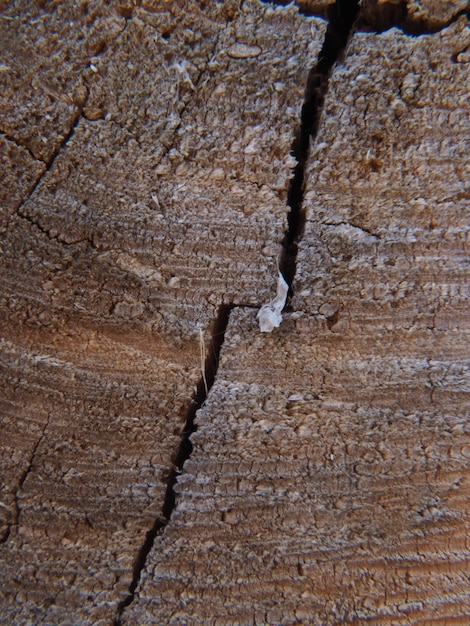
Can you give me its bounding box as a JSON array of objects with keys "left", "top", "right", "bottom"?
[
  {"left": 0, "top": 1, "right": 325, "bottom": 623},
  {"left": 124, "top": 16, "right": 470, "bottom": 626},
  {"left": 1, "top": 0, "right": 468, "bottom": 624}
]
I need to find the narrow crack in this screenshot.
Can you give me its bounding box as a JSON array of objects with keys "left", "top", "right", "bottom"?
[
  {"left": 15, "top": 209, "right": 94, "bottom": 246},
  {"left": 115, "top": 304, "right": 232, "bottom": 625},
  {"left": 16, "top": 15, "right": 222, "bottom": 248},
  {"left": 9, "top": 14, "right": 132, "bottom": 223},
  {"left": 38, "top": 85, "right": 89, "bottom": 170},
  {"left": 0, "top": 414, "right": 50, "bottom": 545},
  {"left": 12, "top": 14, "right": 135, "bottom": 239},
  {"left": 322, "top": 220, "right": 381, "bottom": 239},
  {"left": 279, "top": 0, "right": 360, "bottom": 300},
  {"left": 15, "top": 86, "right": 90, "bottom": 230},
  {"left": 426, "top": 358, "right": 436, "bottom": 405}
]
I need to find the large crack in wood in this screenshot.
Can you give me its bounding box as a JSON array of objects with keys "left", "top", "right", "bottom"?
[
  {"left": 260, "top": 0, "right": 331, "bottom": 20},
  {"left": 2, "top": 0, "right": 467, "bottom": 621},
  {"left": 115, "top": 304, "right": 232, "bottom": 624},
  {"left": 278, "top": 0, "right": 461, "bottom": 301},
  {"left": 117, "top": 2, "right": 361, "bottom": 618},
  {"left": 279, "top": 0, "right": 360, "bottom": 299},
  {"left": 114, "top": 0, "right": 467, "bottom": 621}
]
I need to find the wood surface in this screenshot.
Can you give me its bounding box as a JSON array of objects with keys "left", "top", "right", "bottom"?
[
  {"left": 126, "top": 13, "right": 470, "bottom": 625},
  {"left": 0, "top": 0, "right": 468, "bottom": 624}
]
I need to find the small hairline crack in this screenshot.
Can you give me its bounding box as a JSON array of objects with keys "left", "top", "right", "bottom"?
[{"left": 0, "top": 412, "right": 50, "bottom": 545}]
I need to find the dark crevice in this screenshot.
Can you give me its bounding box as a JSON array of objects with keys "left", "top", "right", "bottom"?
[
  {"left": 260, "top": 0, "right": 330, "bottom": 20},
  {"left": 401, "top": 8, "right": 469, "bottom": 36},
  {"left": 278, "top": 0, "right": 460, "bottom": 303},
  {"left": 358, "top": 1, "right": 469, "bottom": 35},
  {"left": 358, "top": 0, "right": 407, "bottom": 33},
  {"left": 115, "top": 304, "right": 232, "bottom": 625},
  {"left": 279, "top": 0, "right": 360, "bottom": 301},
  {"left": 111, "top": 0, "right": 463, "bottom": 620}
]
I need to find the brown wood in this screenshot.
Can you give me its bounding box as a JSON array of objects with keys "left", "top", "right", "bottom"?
[
  {"left": 1, "top": 0, "right": 468, "bottom": 624},
  {"left": 124, "top": 18, "right": 470, "bottom": 624}
]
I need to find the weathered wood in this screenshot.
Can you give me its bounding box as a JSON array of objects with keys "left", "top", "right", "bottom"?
[
  {"left": 0, "top": 1, "right": 125, "bottom": 162},
  {"left": 124, "top": 15, "right": 470, "bottom": 626},
  {"left": 407, "top": 0, "right": 468, "bottom": 24},
  {"left": 0, "top": 1, "right": 325, "bottom": 623},
  {"left": 362, "top": 0, "right": 468, "bottom": 30},
  {"left": 125, "top": 307, "right": 470, "bottom": 624},
  {"left": 17, "top": 1, "right": 324, "bottom": 336},
  {"left": 0, "top": 321, "right": 200, "bottom": 623},
  {"left": 0, "top": 136, "right": 45, "bottom": 220},
  {"left": 1, "top": 0, "right": 469, "bottom": 624}
]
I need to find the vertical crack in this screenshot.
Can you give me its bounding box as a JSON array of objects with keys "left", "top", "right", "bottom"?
[
  {"left": 115, "top": 304, "right": 232, "bottom": 625},
  {"left": 279, "top": 0, "right": 360, "bottom": 298},
  {"left": 277, "top": 0, "right": 463, "bottom": 301}
]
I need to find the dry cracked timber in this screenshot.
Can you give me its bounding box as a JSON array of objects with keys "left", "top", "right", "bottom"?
[{"left": 0, "top": 0, "right": 469, "bottom": 624}]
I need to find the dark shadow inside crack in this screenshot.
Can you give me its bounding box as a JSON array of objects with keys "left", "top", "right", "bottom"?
[
  {"left": 114, "top": 304, "right": 232, "bottom": 624},
  {"left": 279, "top": 0, "right": 360, "bottom": 304}
]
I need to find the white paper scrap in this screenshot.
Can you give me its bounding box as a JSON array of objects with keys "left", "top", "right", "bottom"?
[{"left": 257, "top": 272, "right": 289, "bottom": 333}]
